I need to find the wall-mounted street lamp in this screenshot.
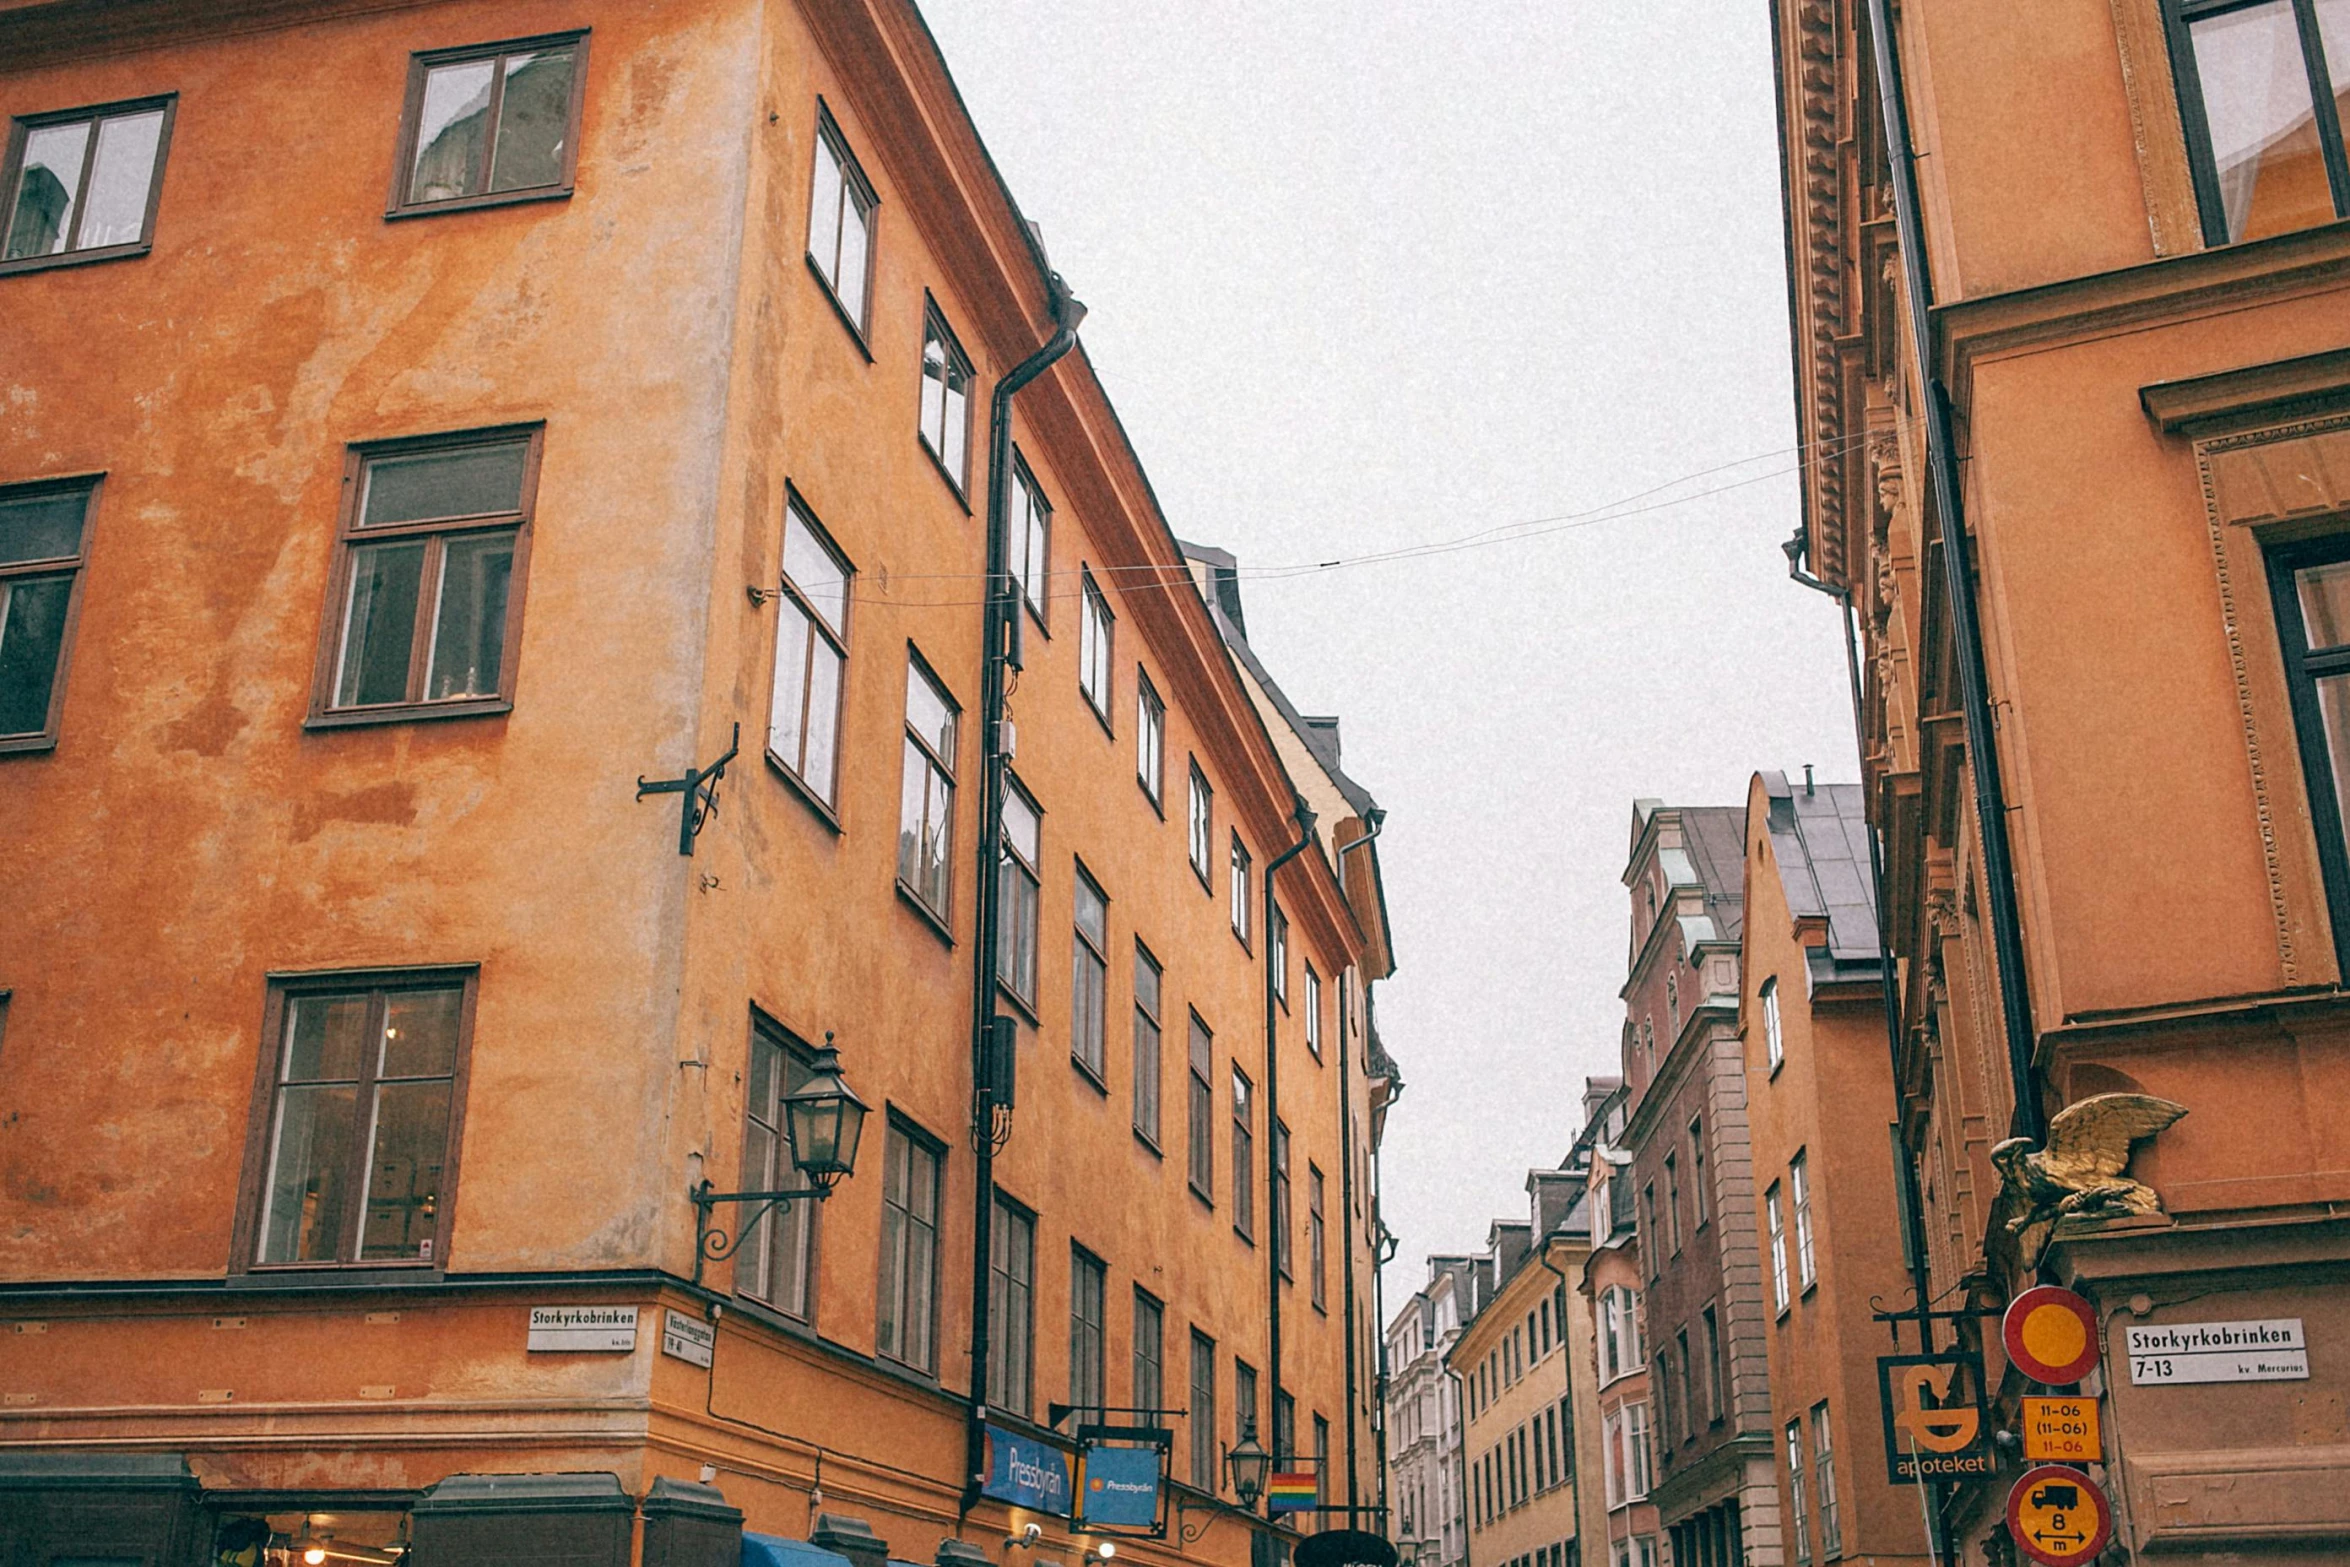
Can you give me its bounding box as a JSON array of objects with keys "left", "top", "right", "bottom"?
[
  {"left": 691, "top": 1035, "right": 869, "bottom": 1285},
  {"left": 1227, "top": 1418, "right": 1272, "bottom": 1513}
]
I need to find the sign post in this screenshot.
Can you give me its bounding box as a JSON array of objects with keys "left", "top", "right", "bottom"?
[{"left": 2005, "top": 1466, "right": 2113, "bottom": 1565}]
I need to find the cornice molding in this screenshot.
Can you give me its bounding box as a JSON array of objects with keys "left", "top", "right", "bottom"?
[{"left": 2141, "top": 347, "right": 2350, "bottom": 435}]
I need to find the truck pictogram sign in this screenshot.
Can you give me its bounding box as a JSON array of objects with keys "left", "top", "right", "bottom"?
[{"left": 2005, "top": 1465, "right": 2113, "bottom": 1565}]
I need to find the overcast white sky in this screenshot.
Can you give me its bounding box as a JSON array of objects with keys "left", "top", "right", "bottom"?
[{"left": 915, "top": 2, "right": 1860, "bottom": 1305}]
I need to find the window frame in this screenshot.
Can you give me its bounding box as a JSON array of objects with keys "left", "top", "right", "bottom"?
[
  {"left": 1304, "top": 964, "right": 1323, "bottom": 1059},
  {"left": 0, "top": 94, "right": 177, "bottom": 275},
  {"left": 997, "top": 773, "right": 1044, "bottom": 1014},
  {"left": 1189, "top": 1330, "right": 1218, "bottom": 1489},
  {"left": 1133, "top": 1287, "right": 1165, "bottom": 1417},
  {"left": 737, "top": 1010, "right": 825, "bottom": 1320},
  {"left": 1813, "top": 1400, "right": 1842, "bottom": 1558},
  {"left": 1786, "top": 1417, "right": 1813, "bottom": 1565},
  {"left": 1761, "top": 974, "right": 1784, "bottom": 1074},
  {"left": 917, "top": 298, "right": 975, "bottom": 499},
  {"left": 231, "top": 964, "right": 479, "bottom": 1275},
  {"left": 1069, "top": 1243, "right": 1108, "bottom": 1419},
  {"left": 896, "top": 646, "right": 961, "bottom": 933},
  {"left": 1188, "top": 761, "right": 1214, "bottom": 887},
  {"left": 2161, "top": 0, "right": 2350, "bottom": 248},
  {"left": 0, "top": 473, "right": 100, "bottom": 754},
  {"left": 386, "top": 31, "right": 590, "bottom": 220},
  {"left": 804, "top": 99, "right": 878, "bottom": 348},
  {"left": 1132, "top": 939, "right": 1163, "bottom": 1149},
  {"left": 306, "top": 424, "right": 542, "bottom": 730},
  {"left": 1791, "top": 1150, "right": 1818, "bottom": 1291},
  {"left": 1272, "top": 1118, "right": 1293, "bottom": 1280},
  {"left": 1078, "top": 568, "right": 1115, "bottom": 727},
  {"left": 765, "top": 486, "right": 854, "bottom": 818},
  {"left": 1766, "top": 1180, "right": 1792, "bottom": 1315},
  {"left": 1071, "top": 859, "right": 1110, "bottom": 1085},
  {"left": 2267, "top": 531, "right": 2350, "bottom": 966},
  {"left": 1308, "top": 1162, "right": 1327, "bottom": 1311},
  {"left": 875, "top": 1112, "right": 944, "bottom": 1373},
  {"left": 1187, "top": 1010, "right": 1216, "bottom": 1202},
  {"left": 1137, "top": 669, "right": 1166, "bottom": 811},
  {"left": 1231, "top": 1064, "right": 1256, "bottom": 1242},
  {"left": 988, "top": 1191, "right": 1037, "bottom": 1418},
  {"left": 1011, "top": 452, "right": 1052, "bottom": 629},
  {"left": 1230, "top": 832, "right": 1253, "bottom": 947}
]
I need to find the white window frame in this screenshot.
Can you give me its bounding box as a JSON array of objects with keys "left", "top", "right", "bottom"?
[
  {"left": 1767, "top": 1180, "right": 1791, "bottom": 1314},
  {"left": 1762, "top": 974, "right": 1784, "bottom": 1071},
  {"left": 1792, "top": 1150, "right": 1817, "bottom": 1289}
]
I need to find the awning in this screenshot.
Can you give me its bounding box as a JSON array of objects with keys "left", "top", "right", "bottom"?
[{"left": 742, "top": 1534, "right": 855, "bottom": 1567}]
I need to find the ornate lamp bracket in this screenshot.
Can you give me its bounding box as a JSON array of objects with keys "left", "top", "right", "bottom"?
[{"left": 690, "top": 1175, "right": 830, "bottom": 1286}]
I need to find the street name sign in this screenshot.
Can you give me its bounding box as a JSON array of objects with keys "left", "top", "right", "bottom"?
[
  {"left": 661, "top": 1308, "right": 716, "bottom": 1367},
  {"left": 2018, "top": 1395, "right": 2100, "bottom": 1463},
  {"left": 527, "top": 1304, "right": 638, "bottom": 1352},
  {"left": 2003, "top": 1286, "right": 2100, "bottom": 1385},
  {"left": 1876, "top": 1352, "right": 1996, "bottom": 1483},
  {"left": 2005, "top": 1466, "right": 2113, "bottom": 1565},
  {"left": 2126, "top": 1318, "right": 2308, "bottom": 1384}
]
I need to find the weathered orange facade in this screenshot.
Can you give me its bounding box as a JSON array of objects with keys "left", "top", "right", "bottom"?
[
  {"left": 1773, "top": 0, "right": 2350, "bottom": 1557},
  {"left": 0, "top": 0, "right": 1396, "bottom": 1559},
  {"left": 1736, "top": 771, "right": 1922, "bottom": 1567}
]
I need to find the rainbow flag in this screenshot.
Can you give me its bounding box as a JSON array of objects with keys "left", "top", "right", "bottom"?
[{"left": 1266, "top": 1471, "right": 1319, "bottom": 1514}]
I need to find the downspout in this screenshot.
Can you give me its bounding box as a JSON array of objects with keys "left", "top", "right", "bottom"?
[
  {"left": 1264, "top": 796, "right": 1318, "bottom": 1477},
  {"left": 963, "top": 273, "right": 1086, "bottom": 1510},
  {"left": 1860, "top": 0, "right": 2045, "bottom": 1146},
  {"left": 1336, "top": 808, "right": 1385, "bottom": 1514},
  {"left": 1784, "top": 544, "right": 1935, "bottom": 1332}
]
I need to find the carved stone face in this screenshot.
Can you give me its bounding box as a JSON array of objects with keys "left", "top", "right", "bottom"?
[{"left": 1990, "top": 1138, "right": 2032, "bottom": 1178}]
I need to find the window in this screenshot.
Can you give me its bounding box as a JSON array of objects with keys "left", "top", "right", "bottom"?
[
  {"left": 392, "top": 34, "right": 584, "bottom": 215},
  {"left": 1012, "top": 456, "right": 1051, "bottom": 625},
  {"left": 898, "top": 654, "right": 958, "bottom": 923},
  {"left": 1273, "top": 1120, "right": 1293, "bottom": 1278},
  {"left": 918, "top": 304, "right": 973, "bottom": 491},
  {"left": 1702, "top": 1306, "right": 1724, "bottom": 1423},
  {"left": 1675, "top": 1332, "right": 1694, "bottom": 1445},
  {"left": 1190, "top": 1331, "right": 1218, "bottom": 1488},
  {"left": 1235, "top": 1360, "right": 1260, "bottom": 1451},
  {"left": 242, "top": 971, "right": 472, "bottom": 1268},
  {"left": 1188, "top": 763, "right": 1215, "bottom": 883},
  {"left": 1653, "top": 1353, "right": 1673, "bottom": 1450},
  {"left": 1761, "top": 975, "right": 1784, "bottom": 1071},
  {"left": 2268, "top": 538, "right": 2350, "bottom": 952},
  {"left": 876, "top": 1119, "right": 941, "bottom": 1369},
  {"left": 739, "top": 1019, "right": 819, "bottom": 1317},
  {"left": 988, "top": 1195, "right": 1035, "bottom": 1417},
  {"left": 1230, "top": 833, "right": 1253, "bottom": 944},
  {"left": 1072, "top": 864, "right": 1109, "bottom": 1080},
  {"left": 1666, "top": 970, "right": 1678, "bottom": 1035},
  {"left": 1665, "top": 1153, "right": 1682, "bottom": 1256},
  {"left": 314, "top": 429, "right": 538, "bottom": 724},
  {"left": 0, "top": 478, "right": 97, "bottom": 750},
  {"left": 1314, "top": 1415, "right": 1330, "bottom": 1504},
  {"left": 1134, "top": 1289, "right": 1164, "bottom": 1415},
  {"left": 1767, "top": 1181, "right": 1791, "bottom": 1313},
  {"left": 806, "top": 105, "right": 875, "bottom": 333},
  {"left": 1304, "top": 965, "right": 1323, "bottom": 1058},
  {"left": 1079, "top": 570, "right": 1114, "bottom": 721},
  {"left": 1137, "top": 672, "right": 1166, "bottom": 806},
  {"left": 2166, "top": 0, "right": 2350, "bottom": 246},
  {"left": 1640, "top": 1185, "right": 1658, "bottom": 1279},
  {"left": 1812, "top": 1403, "right": 1842, "bottom": 1556},
  {"left": 1070, "top": 1246, "right": 1107, "bottom": 1417},
  {"left": 1133, "top": 943, "right": 1163, "bottom": 1146},
  {"left": 1690, "top": 1117, "right": 1709, "bottom": 1226},
  {"left": 1309, "top": 1164, "right": 1327, "bottom": 1310},
  {"left": 1786, "top": 1419, "right": 1812, "bottom": 1565},
  {"left": 1626, "top": 1402, "right": 1650, "bottom": 1498},
  {"left": 2, "top": 95, "right": 173, "bottom": 270},
  {"left": 1274, "top": 1388, "right": 1295, "bottom": 1464},
  {"left": 1791, "top": 1150, "right": 1818, "bottom": 1289},
  {"left": 766, "top": 495, "right": 851, "bottom": 808},
  {"left": 1270, "top": 907, "right": 1289, "bottom": 1004},
  {"left": 1599, "top": 1286, "right": 1642, "bottom": 1383},
  {"left": 1188, "top": 1012, "right": 1215, "bottom": 1199},
  {"left": 999, "top": 779, "right": 1042, "bottom": 1008},
  {"left": 1232, "top": 1067, "right": 1256, "bottom": 1240}
]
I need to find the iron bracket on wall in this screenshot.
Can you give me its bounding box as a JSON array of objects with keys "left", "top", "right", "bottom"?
[
  {"left": 689, "top": 1175, "right": 826, "bottom": 1286},
  {"left": 636, "top": 722, "right": 740, "bottom": 856}
]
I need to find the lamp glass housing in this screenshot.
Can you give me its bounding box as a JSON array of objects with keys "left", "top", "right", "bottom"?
[
  {"left": 783, "top": 1042, "right": 868, "bottom": 1188},
  {"left": 1226, "top": 1421, "right": 1271, "bottom": 1508}
]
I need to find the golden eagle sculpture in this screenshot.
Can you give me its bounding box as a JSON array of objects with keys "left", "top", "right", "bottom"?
[{"left": 1991, "top": 1092, "right": 2186, "bottom": 1269}]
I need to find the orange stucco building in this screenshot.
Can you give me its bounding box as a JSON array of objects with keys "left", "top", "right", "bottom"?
[
  {"left": 1737, "top": 772, "right": 1922, "bottom": 1567},
  {"left": 0, "top": 0, "right": 1398, "bottom": 1560},
  {"left": 1772, "top": 0, "right": 2350, "bottom": 1558}
]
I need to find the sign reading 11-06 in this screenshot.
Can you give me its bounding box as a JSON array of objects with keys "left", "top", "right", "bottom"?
[{"left": 2127, "top": 1319, "right": 2308, "bottom": 1385}]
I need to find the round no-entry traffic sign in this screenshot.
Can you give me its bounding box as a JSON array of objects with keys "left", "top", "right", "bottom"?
[
  {"left": 2006, "top": 1465, "right": 2112, "bottom": 1565},
  {"left": 2003, "top": 1286, "right": 2100, "bottom": 1385}
]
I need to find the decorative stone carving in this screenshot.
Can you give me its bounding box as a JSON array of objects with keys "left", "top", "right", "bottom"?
[{"left": 1992, "top": 1093, "right": 2188, "bottom": 1268}]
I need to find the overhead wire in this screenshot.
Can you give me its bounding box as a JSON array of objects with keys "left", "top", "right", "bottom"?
[{"left": 828, "top": 423, "right": 1888, "bottom": 610}]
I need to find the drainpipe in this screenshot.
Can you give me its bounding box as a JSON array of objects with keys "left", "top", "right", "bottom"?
[
  {"left": 1860, "top": 0, "right": 2045, "bottom": 1147},
  {"left": 963, "top": 272, "right": 1086, "bottom": 1510},
  {"left": 1336, "top": 808, "right": 1385, "bottom": 1512},
  {"left": 1784, "top": 542, "right": 1936, "bottom": 1336},
  {"left": 1264, "top": 796, "right": 1318, "bottom": 1477}
]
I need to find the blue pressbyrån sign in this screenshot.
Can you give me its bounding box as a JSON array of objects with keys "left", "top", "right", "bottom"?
[
  {"left": 1075, "top": 1443, "right": 1161, "bottom": 1529},
  {"left": 981, "top": 1423, "right": 1073, "bottom": 1515}
]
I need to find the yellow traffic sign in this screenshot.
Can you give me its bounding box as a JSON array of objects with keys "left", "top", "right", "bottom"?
[
  {"left": 2006, "top": 1466, "right": 2113, "bottom": 1565},
  {"left": 2019, "top": 1395, "right": 2100, "bottom": 1464}
]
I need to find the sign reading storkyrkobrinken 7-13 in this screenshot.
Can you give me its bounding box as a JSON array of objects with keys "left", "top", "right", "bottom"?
[{"left": 2127, "top": 1318, "right": 2308, "bottom": 1384}]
